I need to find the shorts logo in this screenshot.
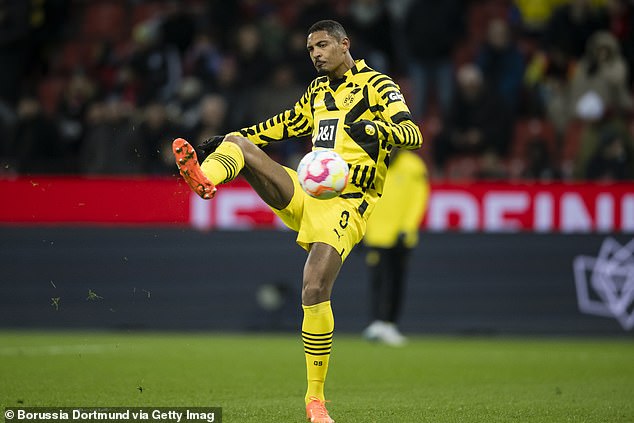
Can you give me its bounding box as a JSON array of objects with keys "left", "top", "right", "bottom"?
[
  {"left": 314, "top": 119, "right": 338, "bottom": 148},
  {"left": 573, "top": 237, "right": 634, "bottom": 330}
]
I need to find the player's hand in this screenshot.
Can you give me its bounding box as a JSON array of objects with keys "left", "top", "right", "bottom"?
[
  {"left": 347, "top": 120, "right": 381, "bottom": 143},
  {"left": 197, "top": 135, "right": 225, "bottom": 161}
]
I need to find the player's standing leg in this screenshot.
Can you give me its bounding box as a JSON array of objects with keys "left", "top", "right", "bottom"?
[
  {"left": 302, "top": 242, "right": 340, "bottom": 423},
  {"left": 173, "top": 136, "right": 337, "bottom": 422}
]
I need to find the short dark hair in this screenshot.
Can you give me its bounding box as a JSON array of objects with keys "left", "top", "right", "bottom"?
[{"left": 308, "top": 20, "right": 347, "bottom": 41}]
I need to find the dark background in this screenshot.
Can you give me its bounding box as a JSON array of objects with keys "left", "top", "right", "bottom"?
[{"left": 1, "top": 227, "right": 631, "bottom": 336}]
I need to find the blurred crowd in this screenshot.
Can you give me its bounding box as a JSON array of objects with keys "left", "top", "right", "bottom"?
[{"left": 0, "top": 0, "right": 633, "bottom": 181}]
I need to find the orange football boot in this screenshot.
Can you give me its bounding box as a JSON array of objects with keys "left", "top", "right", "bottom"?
[
  {"left": 306, "top": 397, "right": 334, "bottom": 423},
  {"left": 172, "top": 138, "right": 216, "bottom": 199}
]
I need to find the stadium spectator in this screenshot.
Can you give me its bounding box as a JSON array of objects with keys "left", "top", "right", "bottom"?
[
  {"left": 475, "top": 18, "right": 526, "bottom": 113},
  {"left": 136, "top": 102, "right": 182, "bottom": 174},
  {"left": 520, "top": 137, "right": 561, "bottom": 181},
  {"left": 572, "top": 92, "right": 634, "bottom": 180},
  {"left": 250, "top": 64, "right": 307, "bottom": 166},
  {"left": 569, "top": 31, "right": 633, "bottom": 120},
  {"left": 0, "top": 99, "right": 17, "bottom": 168},
  {"left": 605, "top": 0, "right": 634, "bottom": 87},
  {"left": 512, "top": 0, "right": 564, "bottom": 38},
  {"left": 167, "top": 77, "right": 205, "bottom": 136},
  {"left": 80, "top": 99, "right": 142, "bottom": 174},
  {"left": 232, "top": 23, "right": 272, "bottom": 88},
  {"left": 403, "top": 0, "right": 466, "bottom": 118},
  {"left": 128, "top": 21, "right": 182, "bottom": 106},
  {"left": 584, "top": 127, "right": 634, "bottom": 180},
  {"left": 182, "top": 31, "right": 225, "bottom": 87},
  {"left": 191, "top": 93, "right": 230, "bottom": 147},
  {"left": 432, "top": 64, "right": 514, "bottom": 175},
  {"left": 345, "top": 0, "right": 395, "bottom": 73},
  {"left": 13, "top": 95, "right": 64, "bottom": 174},
  {"left": 0, "top": 1, "right": 31, "bottom": 107},
  {"left": 543, "top": 0, "right": 609, "bottom": 61},
  {"left": 159, "top": 0, "right": 197, "bottom": 56},
  {"left": 57, "top": 71, "right": 97, "bottom": 165},
  {"left": 284, "top": 28, "right": 321, "bottom": 85}
]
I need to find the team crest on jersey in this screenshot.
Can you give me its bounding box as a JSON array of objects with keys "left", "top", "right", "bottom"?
[{"left": 343, "top": 93, "right": 356, "bottom": 107}]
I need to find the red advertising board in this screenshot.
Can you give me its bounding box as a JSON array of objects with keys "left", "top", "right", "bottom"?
[{"left": 1, "top": 177, "right": 632, "bottom": 232}]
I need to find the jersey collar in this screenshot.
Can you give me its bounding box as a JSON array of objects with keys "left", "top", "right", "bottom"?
[{"left": 329, "top": 59, "right": 367, "bottom": 90}]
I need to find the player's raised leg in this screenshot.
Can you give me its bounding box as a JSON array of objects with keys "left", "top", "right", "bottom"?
[{"left": 172, "top": 135, "right": 295, "bottom": 209}]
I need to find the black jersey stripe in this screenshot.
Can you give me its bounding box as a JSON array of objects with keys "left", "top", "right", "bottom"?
[
  {"left": 292, "top": 118, "right": 311, "bottom": 133},
  {"left": 403, "top": 124, "right": 417, "bottom": 146},
  {"left": 377, "top": 82, "right": 399, "bottom": 93},
  {"left": 367, "top": 73, "right": 383, "bottom": 85},
  {"left": 288, "top": 112, "right": 307, "bottom": 128},
  {"left": 343, "top": 85, "right": 371, "bottom": 124},
  {"left": 358, "top": 200, "right": 369, "bottom": 217},
  {"left": 340, "top": 192, "right": 363, "bottom": 199},
  {"left": 370, "top": 75, "right": 391, "bottom": 88},
  {"left": 391, "top": 111, "right": 412, "bottom": 124},
  {"left": 329, "top": 78, "right": 346, "bottom": 91},
  {"left": 324, "top": 91, "right": 339, "bottom": 111}
]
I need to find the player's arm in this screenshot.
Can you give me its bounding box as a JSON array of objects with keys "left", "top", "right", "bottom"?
[
  {"left": 348, "top": 76, "right": 422, "bottom": 150},
  {"left": 228, "top": 80, "right": 316, "bottom": 146}
]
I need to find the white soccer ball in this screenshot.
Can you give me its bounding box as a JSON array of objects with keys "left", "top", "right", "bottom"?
[{"left": 297, "top": 150, "right": 349, "bottom": 199}]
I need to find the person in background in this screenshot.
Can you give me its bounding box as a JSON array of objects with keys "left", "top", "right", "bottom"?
[
  {"left": 362, "top": 149, "right": 429, "bottom": 346},
  {"left": 433, "top": 64, "right": 513, "bottom": 175}
]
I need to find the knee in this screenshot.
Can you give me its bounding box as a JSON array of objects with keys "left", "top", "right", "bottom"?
[
  {"left": 224, "top": 134, "right": 259, "bottom": 160},
  {"left": 224, "top": 134, "right": 250, "bottom": 150},
  {"left": 302, "top": 282, "right": 331, "bottom": 305}
]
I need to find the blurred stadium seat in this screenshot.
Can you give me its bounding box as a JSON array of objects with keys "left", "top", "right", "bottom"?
[
  {"left": 511, "top": 118, "right": 558, "bottom": 159},
  {"left": 132, "top": 1, "right": 165, "bottom": 26},
  {"left": 54, "top": 40, "right": 94, "bottom": 74},
  {"left": 81, "top": 0, "right": 127, "bottom": 42},
  {"left": 38, "top": 77, "right": 67, "bottom": 115}
]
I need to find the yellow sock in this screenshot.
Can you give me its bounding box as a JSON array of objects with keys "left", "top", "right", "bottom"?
[
  {"left": 200, "top": 142, "right": 245, "bottom": 186},
  {"left": 302, "top": 300, "right": 334, "bottom": 404}
]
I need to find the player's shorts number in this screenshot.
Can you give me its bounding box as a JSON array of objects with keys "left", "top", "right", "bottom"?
[{"left": 339, "top": 210, "right": 349, "bottom": 229}]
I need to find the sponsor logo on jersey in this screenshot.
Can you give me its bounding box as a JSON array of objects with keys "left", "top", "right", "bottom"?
[
  {"left": 387, "top": 91, "right": 405, "bottom": 102},
  {"left": 313, "top": 119, "right": 339, "bottom": 148}
]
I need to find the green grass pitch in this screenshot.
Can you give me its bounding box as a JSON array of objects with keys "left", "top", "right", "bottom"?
[{"left": 1, "top": 331, "right": 633, "bottom": 422}]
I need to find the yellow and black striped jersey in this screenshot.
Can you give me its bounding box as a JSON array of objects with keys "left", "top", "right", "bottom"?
[
  {"left": 364, "top": 150, "right": 429, "bottom": 249},
  {"left": 233, "top": 59, "right": 423, "bottom": 215}
]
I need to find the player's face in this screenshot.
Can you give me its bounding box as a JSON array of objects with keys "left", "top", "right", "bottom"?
[{"left": 307, "top": 31, "right": 348, "bottom": 77}]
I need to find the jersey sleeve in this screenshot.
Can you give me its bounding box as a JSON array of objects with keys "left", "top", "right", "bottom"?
[
  {"left": 369, "top": 76, "right": 423, "bottom": 150},
  {"left": 230, "top": 80, "right": 316, "bottom": 146}
]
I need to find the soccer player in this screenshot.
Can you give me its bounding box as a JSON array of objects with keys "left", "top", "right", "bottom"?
[
  {"left": 362, "top": 150, "right": 429, "bottom": 346},
  {"left": 172, "top": 20, "right": 422, "bottom": 423}
]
